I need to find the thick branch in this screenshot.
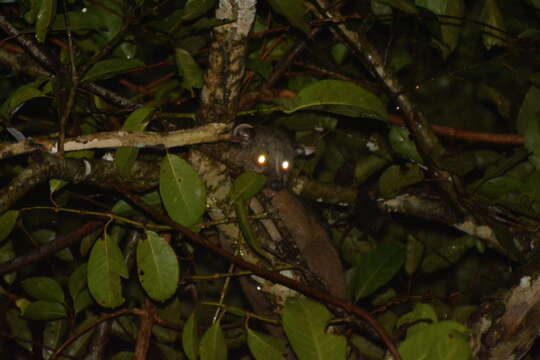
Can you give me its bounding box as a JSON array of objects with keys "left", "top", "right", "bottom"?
[
  {"left": 0, "top": 123, "right": 231, "bottom": 159},
  {"left": 0, "top": 155, "right": 161, "bottom": 213}
]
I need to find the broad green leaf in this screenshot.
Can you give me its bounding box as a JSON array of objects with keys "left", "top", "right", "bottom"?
[
  {"left": 42, "top": 319, "right": 67, "bottom": 360},
  {"left": 87, "top": 235, "right": 128, "bottom": 308},
  {"left": 35, "top": 0, "right": 57, "bottom": 42},
  {"left": 388, "top": 125, "right": 423, "bottom": 163},
  {"left": 160, "top": 154, "right": 206, "bottom": 227},
  {"left": 82, "top": 58, "right": 144, "bottom": 82},
  {"left": 22, "top": 300, "right": 67, "bottom": 320},
  {"left": 199, "top": 323, "right": 227, "bottom": 360},
  {"left": 0, "top": 210, "right": 18, "bottom": 242},
  {"left": 230, "top": 172, "right": 267, "bottom": 204},
  {"left": 21, "top": 277, "right": 65, "bottom": 304},
  {"left": 115, "top": 107, "right": 155, "bottom": 178},
  {"left": 279, "top": 80, "right": 388, "bottom": 120},
  {"left": 266, "top": 0, "right": 310, "bottom": 34},
  {"left": 397, "top": 303, "right": 438, "bottom": 330},
  {"left": 51, "top": 10, "right": 105, "bottom": 31},
  {"left": 68, "top": 263, "right": 87, "bottom": 300},
  {"left": 175, "top": 48, "right": 204, "bottom": 93},
  {"left": 350, "top": 335, "right": 385, "bottom": 360},
  {"left": 378, "top": 164, "right": 424, "bottom": 198},
  {"left": 351, "top": 241, "right": 406, "bottom": 300},
  {"left": 6, "top": 308, "right": 32, "bottom": 352},
  {"left": 247, "top": 328, "right": 287, "bottom": 360},
  {"left": 282, "top": 298, "right": 346, "bottom": 360},
  {"left": 1, "top": 84, "right": 45, "bottom": 119},
  {"left": 182, "top": 0, "right": 216, "bottom": 21},
  {"left": 183, "top": 312, "right": 200, "bottom": 360},
  {"left": 137, "top": 231, "right": 179, "bottom": 301},
  {"left": 399, "top": 321, "right": 471, "bottom": 360},
  {"left": 517, "top": 86, "right": 540, "bottom": 169},
  {"left": 480, "top": 0, "right": 507, "bottom": 49}
]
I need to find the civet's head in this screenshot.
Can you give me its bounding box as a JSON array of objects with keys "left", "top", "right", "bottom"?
[{"left": 230, "top": 124, "right": 306, "bottom": 191}]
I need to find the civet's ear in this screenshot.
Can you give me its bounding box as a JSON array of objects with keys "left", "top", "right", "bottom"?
[
  {"left": 295, "top": 145, "right": 316, "bottom": 156},
  {"left": 231, "top": 124, "right": 255, "bottom": 145}
]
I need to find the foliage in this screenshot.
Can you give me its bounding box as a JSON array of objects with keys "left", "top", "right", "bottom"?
[{"left": 0, "top": 0, "right": 538, "bottom": 359}]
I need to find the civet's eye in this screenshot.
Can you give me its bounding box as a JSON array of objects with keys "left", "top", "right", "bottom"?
[
  {"left": 257, "top": 154, "right": 267, "bottom": 166},
  {"left": 281, "top": 160, "right": 290, "bottom": 171}
]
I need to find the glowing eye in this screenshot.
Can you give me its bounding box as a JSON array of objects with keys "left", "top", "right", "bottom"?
[
  {"left": 281, "top": 160, "right": 290, "bottom": 170},
  {"left": 257, "top": 154, "right": 267, "bottom": 166}
]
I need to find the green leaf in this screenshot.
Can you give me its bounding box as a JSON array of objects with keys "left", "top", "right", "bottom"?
[
  {"left": 416, "top": 0, "right": 464, "bottom": 54},
  {"left": 199, "top": 323, "right": 227, "bottom": 360},
  {"left": 0, "top": 240, "right": 15, "bottom": 284},
  {"left": 265, "top": 0, "right": 310, "bottom": 34},
  {"left": 282, "top": 297, "right": 346, "bottom": 360},
  {"left": 6, "top": 308, "right": 33, "bottom": 352},
  {"left": 397, "top": 303, "right": 438, "bottom": 330},
  {"left": 0, "top": 210, "right": 19, "bottom": 242},
  {"left": 247, "top": 328, "right": 287, "bottom": 360},
  {"left": 404, "top": 234, "right": 424, "bottom": 275},
  {"left": 175, "top": 48, "right": 204, "bottom": 93},
  {"left": 115, "top": 106, "right": 155, "bottom": 177},
  {"left": 87, "top": 235, "right": 128, "bottom": 308},
  {"left": 82, "top": 58, "right": 144, "bottom": 82},
  {"left": 73, "top": 289, "right": 94, "bottom": 314},
  {"left": 349, "top": 335, "right": 385, "bottom": 360},
  {"left": 182, "top": 0, "right": 216, "bottom": 20},
  {"left": 160, "top": 153, "right": 206, "bottom": 227},
  {"left": 22, "top": 300, "right": 67, "bottom": 320},
  {"left": 1, "top": 84, "right": 45, "bottom": 119},
  {"left": 279, "top": 80, "right": 388, "bottom": 120},
  {"left": 230, "top": 172, "right": 267, "bottom": 204},
  {"left": 35, "top": 0, "right": 57, "bottom": 42},
  {"left": 388, "top": 125, "right": 423, "bottom": 163},
  {"left": 183, "top": 312, "right": 200, "bottom": 360},
  {"left": 68, "top": 263, "right": 87, "bottom": 300},
  {"left": 480, "top": 0, "right": 507, "bottom": 49},
  {"left": 378, "top": 164, "right": 425, "bottom": 198},
  {"left": 21, "top": 277, "right": 65, "bottom": 304},
  {"left": 517, "top": 86, "right": 540, "bottom": 169},
  {"left": 137, "top": 230, "right": 179, "bottom": 302},
  {"left": 351, "top": 241, "right": 406, "bottom": 300},
  {"left": 399, "top": 321, "right": 471, "bottom": 360}
]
